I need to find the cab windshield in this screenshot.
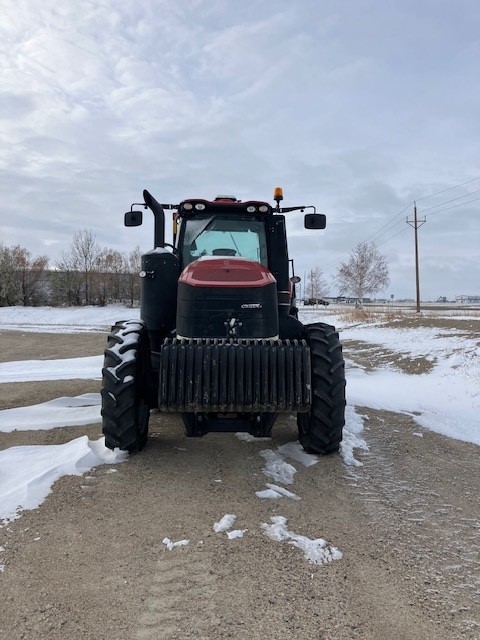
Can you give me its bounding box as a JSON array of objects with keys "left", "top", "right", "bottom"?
[{"left": 182, "top": 215, "right": 268, "bottom": 266}]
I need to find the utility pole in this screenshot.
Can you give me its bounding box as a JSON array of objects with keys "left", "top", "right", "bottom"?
[{"left": 406, "top": 201, "right": 426, "bottom": 313}]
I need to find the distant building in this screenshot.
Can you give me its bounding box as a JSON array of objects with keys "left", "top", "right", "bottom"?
[{"left": 456, "top": 295, "right": 480, "bottom": 303}]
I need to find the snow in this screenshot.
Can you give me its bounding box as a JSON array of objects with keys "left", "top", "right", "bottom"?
[
  {"left": 261, "top": 516, "right": 343, "bottom": 564},
  {"left": 213, "top": 514, "right": 237, "bottom": 533},
  {"left": 341, "top": 406, "right": 370, "bottom": 467},
  {"left": 255, "top": 484, "right": 300, "bottom": 500},
  {"left": 346, "top": 349, "right": 480, "bottom": 445},
  {"left": 259, "top": 449, "right": 297, "bottom": 484},
  {"left": 0, "top": 393, "right": 101, "bottom": 432},
  {"left": 276, "top": 441, "right": 318, "bottom": 467},
  {"left": 227, "top": 529, "right": 248, "bottom": 539},
  {"left": 0, "top": 436, "right": 127, "bottom": 523},
  {"left": 0, "top": 304, "right": 138, "bottom": 333},
  {"left": 343, "top": 327, "right": 480, "bottom": 447},
  {"left": 235, "top": 432, "right": 271, "bottom": 442},
  {"left": 162, "top": 538, "right": 189, "bottom": 551},
  {"left": 212, "top": 515, "right": 248, "bottom": 539},
  {"left": 0, "top": 356, "right": 102, "bottom": 383}
]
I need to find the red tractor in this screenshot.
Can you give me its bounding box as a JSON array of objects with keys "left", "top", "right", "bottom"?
[{"left": 101, "top": 188, "right": 346, "bottom": 454}]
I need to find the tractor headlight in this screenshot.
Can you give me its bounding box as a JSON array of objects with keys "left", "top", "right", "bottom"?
[
  {"left": 247, "top": 206, "right": 256, "bottom": 212},
  {"left": 195, "top": 203, "right": 206, "bottom": 210},
  {"left": 183, "top": 203, "right": 193, "bottom": 210},
  {"left": 259, "top": 205, "right": 269, "bottom": 213}
]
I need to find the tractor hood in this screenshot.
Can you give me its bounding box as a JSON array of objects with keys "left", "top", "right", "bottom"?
[
  {"left": 179, "top": 257, "right": 276, "bottom": 288},
  {"left": 176, "top": 257, "right": 279, "bottom": 339}
]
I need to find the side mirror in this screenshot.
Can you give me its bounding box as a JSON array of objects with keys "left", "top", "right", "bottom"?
[
  {"left": 290, "top": 275, "right": 301, "bottom": 284},
  {"left": 125, "top": 210, "right": 143, "bottom": 227},
  {"left": 304, "top": 213, "right": 326, "bottom": 229}
]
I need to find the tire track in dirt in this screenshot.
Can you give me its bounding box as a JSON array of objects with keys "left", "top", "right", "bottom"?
[
  {"left": 135, "top": 547, "right": 219, "bottom": 639},
  {"left": 343, "top": 409, "right": 480, "bottom": 638}
]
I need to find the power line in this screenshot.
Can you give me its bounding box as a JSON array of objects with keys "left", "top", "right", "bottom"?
[
  {"left": 319, "top": 205, "right": 412, "bottom": 273},
  {"left": 421, "top": 195, "right": 480, "bottom": 218},
  {"left": 417, "top": 187, "right": 480, "bottom": 215},
  {"left": 363, "top": 203, "right": 412, "bottom": 243},
  {"left": 367, "top": 217, "right": 406, "bottom": 244},
  {"left": 376, "top": 225, "right": 410, "bottom": 248},
  {"left": 313, "top": 176, "right": 480, "bottom": 278},
  {"left": 321, "top": 195, "right": 477, "bottom": 276},
  {"left": 362, "top": 175, "right": 480, "bottom": 245},
  {"left": 415, "top": 176, "right": 480, "bottom": 202}
]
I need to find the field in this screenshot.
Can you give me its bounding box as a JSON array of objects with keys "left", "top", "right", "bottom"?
[{"left": 0, "top": 305, "right": 479, "bottom": 640}]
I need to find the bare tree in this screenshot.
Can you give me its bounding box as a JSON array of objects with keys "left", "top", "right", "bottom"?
[
  {"left": 335, "top": 241, "right": 389, "bottom": 305},
  {"left": 305, "top": 266, "right": 328, "bottom": 301},
  {"left": 71, "top": 229, "right": 101, "bottom": 305},
  {"left": 0, "top": 244, "right": 18, "bottom": 306},
  {"left": 125, "top": 246, "right": 142, "bottom": 307},
  {"left": 12, "top": 246, "right": 49, "bottom": 306},
  {"left": 51, "top": 251, "right": 83, "bottom": 306},
  {"left": 92, "top": 249, "right": 125, "bottom": 306},
  {"left": 0, "top": 244, "right": 49, "bottom": 306}
]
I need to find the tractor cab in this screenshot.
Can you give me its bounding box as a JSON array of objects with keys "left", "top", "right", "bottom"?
[{"left": 177, "top": 200, "right": 270, "bottom": 268}]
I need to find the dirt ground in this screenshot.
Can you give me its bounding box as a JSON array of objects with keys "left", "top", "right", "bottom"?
[{"left": 0, "top": 328, "right": 479, "bottom": 640}]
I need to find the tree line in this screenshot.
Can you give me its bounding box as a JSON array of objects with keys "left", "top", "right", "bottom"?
[
  {"left": 0, "top": 229, "right": 142, "bottom": 307},
  {"left": 1, "top": 231, "right": 390, "bottom": 308}
]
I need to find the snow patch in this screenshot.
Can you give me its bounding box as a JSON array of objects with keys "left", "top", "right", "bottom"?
[
  {"left": 261, "top": 516, "right": 342, "bottom": 564},
  {"left": 277, "top": 441, "right": 318, "bottom": 467},
  {"left": 227, "top": 529, "right": 247, "bottom": 539},
  {"left": 0, "top": 356, "right": 102, "bottom": 383},
  {"left": 0, "top": 304, "right": 139, "bottom": 333},
  {"left": 255, "top": 484, "right": 300, "bottom": 500},
  {"left": 259, "top": 449, "right": 296, "bottom": 485},
  {"left": 213, "top": 514, "right": 237, "bottom": 533},
  {"left": 235, "top": 432, "right": 271, "bottom": 442},
  {"left": 340, "top": 406, "right": 369, "bottom": 467},
  {"left": 347, "top": 363, "right": 480, "bottom": 446},
  {"left": 162, "top": 538, "right": 189, "bottom": 551},
  {"left": 0, "top": 393, "right": 101, "bottom": 432},
  {"left": 0, "top": 436, "right": 127, "bottom": 523}
]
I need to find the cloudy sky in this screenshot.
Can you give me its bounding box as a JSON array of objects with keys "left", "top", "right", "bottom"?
[{"left": 1, "top": 0, "right": 479, "bottom": 300}]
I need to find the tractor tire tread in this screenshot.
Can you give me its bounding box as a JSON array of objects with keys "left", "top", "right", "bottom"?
[
  {"left": 101, "top": 319, "right": 151, "bottom": 453},
  {"left": 297, "top": 322, "right": 346, "bottom": 455}
]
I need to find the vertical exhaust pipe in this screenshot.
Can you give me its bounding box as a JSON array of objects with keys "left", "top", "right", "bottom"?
[{"left": 143, "top": 189, "right": 165, "bottom": 248}]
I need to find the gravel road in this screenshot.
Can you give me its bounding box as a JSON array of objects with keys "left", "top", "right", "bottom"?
[{"left": 0, "top": 330, "right": 479, "bottom": 640}]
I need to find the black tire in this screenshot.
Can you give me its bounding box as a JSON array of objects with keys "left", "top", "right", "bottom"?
[
  {"left": 101, "top": 320, "right": 153, "bottom": 452},
  {"left": 297, "top": 323, "right": 346, "bottom": 455}
]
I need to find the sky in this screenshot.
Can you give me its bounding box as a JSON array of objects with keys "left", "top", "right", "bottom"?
[{"left": 1, "top": 0, "right": 479, "bottom": 300}]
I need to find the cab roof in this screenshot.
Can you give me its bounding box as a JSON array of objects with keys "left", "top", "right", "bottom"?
[{"left": 178, "top": 198, "right": 273, "bottom": 216}]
